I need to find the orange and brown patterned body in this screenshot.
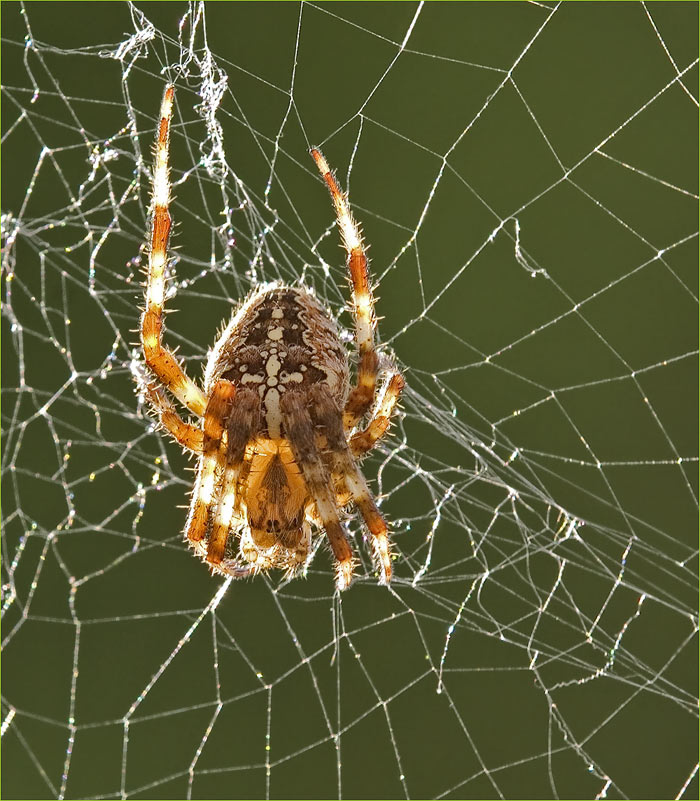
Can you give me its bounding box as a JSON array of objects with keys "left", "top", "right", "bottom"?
[
  {"left": 140, "top": 84, "right": 401, "bottom": 589},
  {"left": 205, "top": 285, "right": 350, "bottom": 440},
  {"left": 197, "top": 285, "right": 352, "bottom": 572}
]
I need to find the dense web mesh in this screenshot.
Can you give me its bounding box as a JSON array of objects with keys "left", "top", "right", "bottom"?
[{"left": 2, "top": 2, "right": 697, "bottom": 799}]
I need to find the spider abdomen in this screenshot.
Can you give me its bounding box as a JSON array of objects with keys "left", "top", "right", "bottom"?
[{"left": 205, "top": 285, "right": 350, "bottom": 439}]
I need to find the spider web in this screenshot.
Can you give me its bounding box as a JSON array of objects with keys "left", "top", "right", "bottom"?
[{"left": 2, "top": 2, "right": 697, "bottom": 799}]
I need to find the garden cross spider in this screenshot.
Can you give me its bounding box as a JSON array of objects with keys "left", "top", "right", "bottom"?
[{"left": 138, "top": 84, "right": 404, "bottom": 591}]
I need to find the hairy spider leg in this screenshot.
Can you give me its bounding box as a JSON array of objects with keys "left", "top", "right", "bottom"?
[
  {"left": 186, "top": 380, "right": 236, "bottom": 546},
  {"left": 309, "top": 386, "right": 393, "bottom": 583},
  {"left": 350, "top": 372, "right": 405, "bottom": 458},
  {"left": 137, "top": 373, "right": 204, "bottom": 454},
  {"left": 280, "top": 391, "right": 356, "bottom": 591},
  {"left": 207, "top": 389, "right": 261, "bottom": 566},
  {"left": 141, "top": 84, "right": 207, "bottom": 417},
  {"left": 310, "top": 149, "right": 379, "bottom": 430}
]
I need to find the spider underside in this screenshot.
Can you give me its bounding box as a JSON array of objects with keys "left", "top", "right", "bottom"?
[{"left": 138, "top": 85, "right": 403, "bottom": 590}]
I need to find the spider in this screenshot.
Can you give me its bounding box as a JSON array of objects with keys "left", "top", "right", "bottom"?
[{"left": 138, "top": 84, "right": 404, "bottom": 591}]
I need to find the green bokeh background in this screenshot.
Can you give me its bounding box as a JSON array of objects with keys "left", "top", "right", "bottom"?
[{"left": 2, "top": 2, "right": 697, "bottom": 799}]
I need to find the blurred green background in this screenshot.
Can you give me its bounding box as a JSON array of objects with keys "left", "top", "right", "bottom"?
[{"left": 2, "top": 2, "right": 697, "bottom": 799}]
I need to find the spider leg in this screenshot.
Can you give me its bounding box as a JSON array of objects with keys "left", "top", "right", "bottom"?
[
  {"left": 185, "top": 380, "right": 236, "bottom": 546},
  {"left": 280, "top": 391, "right": 356, "bottom": 591},
  {"left": 349, "top": 372, "right": 404, "bottom": 458},
  {"left": 309, "top": 386, "right": 393, "bottom": 584},
  {"left": 141, "top": 84, "right": 207, "bottom": 417},
  {"left": 207, "top": 389, "right": 261, "bottom": 566},
  {"left": 310, "top": 149, "right": 379, "bottom": 429},
  {"left": 138, "top": 376, "right": 203, "bottom": 454}
]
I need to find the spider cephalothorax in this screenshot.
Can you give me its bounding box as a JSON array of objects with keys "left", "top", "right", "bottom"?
[{"left": 138, "top": 85, "right": 403, "bottom": 590}]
